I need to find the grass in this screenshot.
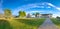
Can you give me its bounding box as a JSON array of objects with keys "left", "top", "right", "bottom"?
[
  {"left": 0, "top": 20, "right": 12, "bottom": 29},
  {"left": 51, "top": 18, "right": 60, "bottom": 28},
  {"left": 51, "top": 18, "right": 60, "bottom": 26},
  {"left": 0, "top": 18, "right": 45, "bottom": 29}
]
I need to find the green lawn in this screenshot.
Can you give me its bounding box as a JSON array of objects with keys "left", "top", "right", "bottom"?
[
  {"left": 0, "top": 20, "right": 12, "bottom": 29},
  {"left": 0, "top": 18, "right": 45, "bottom": 29},
  {"left": 51, "top": 18, "right": 60, "bottom": 28}
]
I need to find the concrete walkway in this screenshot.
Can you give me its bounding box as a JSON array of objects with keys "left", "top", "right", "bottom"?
[{"left": 38, "top": 18, "right": 59, "bottom": 29}]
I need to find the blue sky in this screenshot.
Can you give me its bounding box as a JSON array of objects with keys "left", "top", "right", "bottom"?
[{"left": 0, "top": 0, "right": 60, "bottom": 17}]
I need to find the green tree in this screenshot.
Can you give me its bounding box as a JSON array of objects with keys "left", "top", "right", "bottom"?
[
  {"left": 4, "top": 8, "right": 12, "bottom": 19},
  {"left": 35, "top": 12, "right": 40, "bottom": 17},
  {"left": 23, "top": 11, "right": 26, "bottom": 17},
  {"left": 19, "top": 11, "right": 26, "bottom": 17},
  {"left": 32, "top": 12, "right": 40, "bottom": 17},
  {"left": 56, "top": 16, "right": 60, "bottom": 19},
  {"left": 19, "top": 11, "right": 23, "bottom": 17},
  {"left": 32, "top": 13, "right": 35, "bottom": 15}
]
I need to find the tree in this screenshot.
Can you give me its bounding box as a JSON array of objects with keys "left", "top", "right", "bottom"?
[
  {"left": 19, "top": 11, "right": 22, "bottom": 17},
  {"left": 32, "top": 12, "right": 40, "bottom": 17},
  {"left": 32, "top": 13, "right": 35, "bottom": 15},
  {"left": 35, "top": 12, "right": 40, "bottom": 17},
  {"left": 19, "top": 11, "right": 26, "bottom": 17},
  {"left": 56, "top": 16, "right": 60, "bottom": 19},
  {"left": 4, "top": 9, "right": 11, "bottom": 16},
  {"left": 23, "top": 11, "right": 26, "bottom": 17},
  {"left": 4, "top": 8, "right": 12, "bottom": 19}
]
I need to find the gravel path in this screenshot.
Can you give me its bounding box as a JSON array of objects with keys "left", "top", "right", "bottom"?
[{"left": 38, "top": 18, "right": 59, "bottom": 29}]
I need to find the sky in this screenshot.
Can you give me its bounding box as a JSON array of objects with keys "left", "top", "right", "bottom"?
[
  {"left": 0, "top": 0, "right": 3, "bottom": 13},
  {"left": 0, "top": 0, "right": 60, "bottom": 17}
]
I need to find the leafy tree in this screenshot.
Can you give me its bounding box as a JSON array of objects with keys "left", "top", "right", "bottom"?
[
  {"left": 32, "top": 12, "right": 40, "bottom": 17},
  {"left": 35, "top": 12, "right": 40, "bottom": 17},
  {"left": 23, "top": 11, "right": 26, "bottom": 17},
  {"left": 4, "top": 9, "right": 12, "bottom": 16},
  {"left": 4, "top": 8, "right": 12, "bottom": 19},
  {"left": 19, "top": 11, "right": 23, "bottom": 17},
  {"left": 19, "top": 11, "right": 26, "bottom": 17},
  {"left": 32, "top": 13, "right": 35, "bottom": 15},
  {"left": 56, "top": 16, "right": 60, "bottom": 19}
]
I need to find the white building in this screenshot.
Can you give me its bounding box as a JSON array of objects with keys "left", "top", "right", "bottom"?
[
  {"left": 39, "top": 14, "right": 52, "bottom": 18},
  {"left": 26, "top": 14, "right": 52, "bottom": 18}
]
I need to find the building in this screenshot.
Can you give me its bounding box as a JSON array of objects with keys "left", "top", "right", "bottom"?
[
  {"left": 39, "top": 14, "right": 52, "bottom": 18},
  {"left": 26, "top": 13, "right": 31, "bottom": 18},
  {"left": 26, "top": 13, "right": 52, "bottom": 18}
]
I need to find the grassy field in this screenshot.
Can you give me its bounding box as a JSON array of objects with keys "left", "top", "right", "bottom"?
[
  {"left": 0, "top": 18, "right": 45, "bottom": 29},
  {"left": 51, "top": 18, "right": 60, "bottom": 28},
  {"left": 0, "top": 20, "right": 13, "bottom": 29}
]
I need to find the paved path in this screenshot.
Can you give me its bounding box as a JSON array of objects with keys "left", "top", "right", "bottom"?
[{"left": 38, "top": 18, "right": 59, "bottom": 29}]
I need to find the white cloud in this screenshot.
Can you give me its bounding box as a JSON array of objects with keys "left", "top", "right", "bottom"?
[
  {"left": 26, "top": 11, "right": 44, "bottom": 14},
  {"left": 47, "top": 3, "right": 55, "bottom": 7},
  {"left": 52, "top": 12, "right": 60, "bottom": 18},
  {"left": 52, "top": 14, "right": 58, "bottom": 18},
  {"left": 55, "top": 7, "right": 60, "bottom": 10},
  {"left": 47, "top": 3, "right": 60, "bottom": 10},
  {"left": 0, "top": 0, "right": 3, "bottom": 14},
  {"left": 13, "top": 3, "right": 45, "bottom": 15},
  {"left": 31, "top": 11, "right": 44, "bottom": 13},
  {"left": 13, "top": 2, "right": 60, "bottom": 17},
  {"left": 52, "top": 14, "right": 60, "bottom": 18},
  {"left": 13, "top": 3, "right": 45, "bottom": 10},
  {"left": 48, "top": 11, "right": 52, "bottom": 13},
  {"left": 47, "top": 6, "right": 51, "bottom": 8},
  {"left": 13, "top": 3, "right": 56, "bottom": 12}
]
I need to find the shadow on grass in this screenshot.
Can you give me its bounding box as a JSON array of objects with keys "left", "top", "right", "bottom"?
[{"left": 0, "top": 20, "right": 12, "bottom": 29}]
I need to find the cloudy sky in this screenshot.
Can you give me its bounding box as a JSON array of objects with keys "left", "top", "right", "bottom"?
[
  {"left": 1, "top": 0, "right": 60, "bottom": 17},
  {"left": 0, "top": 0, "right": 3, "bottom": 13}
]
